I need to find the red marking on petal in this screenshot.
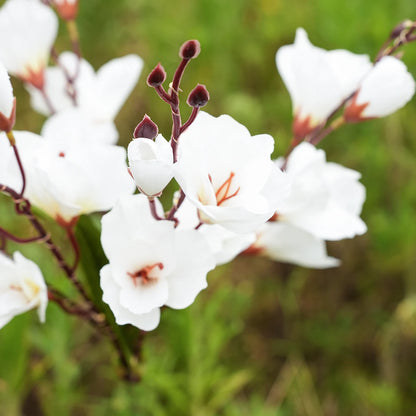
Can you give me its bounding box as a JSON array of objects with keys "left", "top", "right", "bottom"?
[
  {"left": 293, "top": 112, "right": 321, "bottom": 141},
  {"left": 268, "top": 213, "right": 279, "bottom": 222},
  {"left": 20, "top": 67, "right": 45, "bottom": 90},
  {"left": 242, "top": 244, "right": 263, "bottom": 256},
  {"left": 344, "top": 91, "right": 371, "bottom": 123},
  {"left": 58, "top": 152, "right": 65, "bottom": 158},
  {"left": 127, "top": 263, "right": 164, "bottom": 287},
  {"left": 0, "top": 97, "right": 16, "bottom": 133}
]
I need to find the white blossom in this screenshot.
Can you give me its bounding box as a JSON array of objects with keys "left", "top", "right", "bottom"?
[
  {"left": 249, "top": 222, "right": 340, "bottom": 269},
  {"left": 0, "top": 0, "right": 58, "bottom": 88},
  {"left": 277, "top": 142, "right": 366, "bottom": 241},
  {"left": 128, "top": 134, "right": 174, "bottom": 197},
  {"left": 14, "top": 130, "right": 135, "bottom": 224},
  {"left": 41, "top": 108, "right": 118, "bottom": 146},
  {"left": 344, "top": 56, "right": 415, "bottom": 121},
  {"left": 174, "top": 194, "right": 256, "bottom": 266},
  {"left": 175, "top": 111, "right": 290, "bottom": 233},
  {"left": 0, "top": 251, "right": 48, "bottom": 329},
  {"left": 100, "top": 194, "right": 216, "bottom": 331},
  {"left": 27, "top": 52, "right": 143, "bottom": 125},
  {"left": 276, "top": 28, "right": 372, "bottom": 138}
]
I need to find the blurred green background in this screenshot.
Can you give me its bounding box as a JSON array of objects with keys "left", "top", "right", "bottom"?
[{"left": 1, "top": 0, "right": 416, "bottom": 415}]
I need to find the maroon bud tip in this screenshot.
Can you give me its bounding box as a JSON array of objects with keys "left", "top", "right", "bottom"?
[
  {"left": 187, "top": 84, "right": 210, "bottom": 108},
  {"left": 134, "top": 115, "right": 159, "bottom": 139},
  {"left": 179, "top": 40, "right": 201, "bottom": 60},
  {"left": 390, "top": 20, "right": 414, "bottom": 38},
  {"left": 147, "top": 63, "right": 166, "bottom": 87}
]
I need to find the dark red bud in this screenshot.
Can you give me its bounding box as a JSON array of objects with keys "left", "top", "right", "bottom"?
[
  {"left": 147, "top": 63, "right": 166, "bottom": 87},
  {"left": 390, "top": 20, "right": 414, "bottom": 39},
  {"left": 187, "top": 84, "right": 210, "bottom": 108},
  {"left": 133, "top": 115, "right": 159, "bottom": 139},
  {"left": 179, "top": 40, "right": 201, "bottom": 60}
]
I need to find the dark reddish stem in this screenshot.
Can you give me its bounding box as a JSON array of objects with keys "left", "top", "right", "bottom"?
[
  {"left": 180, "top": 107, "right": 199, "bottom": 134},
  {"left": 64, "top": 225, "right": 80, "bottom": 274},
  {"left": 167, "top": 189, "right": 185, "bottom": 223},
  {"left": 148, "top": 197, "right": 165, "bottom": 221},
  {"left": 11, "top": 144, "right": 26, "bottom": 196}
]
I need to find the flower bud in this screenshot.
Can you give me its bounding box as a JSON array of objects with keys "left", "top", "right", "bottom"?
[
  {"left": 147, "top": 63, "right": 166, "bottom": 87},
  {"left": 187, "top": 84, "right": 210, "bottom": 108},
  {"left": 390, "top": 20, "right": 414, "bottom": 39},
  {"left": 52, "top": 0, "right": 79, "bottom": 21},
  {"left": 134, "top": 115, "right": 158, "bottom": 139},
  {"left": 179, "top": 40, "right": 201, "bottom": 60}
]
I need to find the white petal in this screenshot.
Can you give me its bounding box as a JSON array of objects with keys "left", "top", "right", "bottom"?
[
  {"left": 356, "top": 56, "right": 415, "bottom": 118},
  {"left": 256, "top": 222, "right": 340, "bottom": 269},
  {"left": 84, "top": 54, "right": 144, "bottom": 121},
  {"left": 165, "top": 230, "right": 215, "bottom": 309},
  {"left": 100, "top": 265, "right": 161, "bottom": 331},
  {"left": 0, "top": 0, "right": 58, "bottom": 77},
  {"left": 0, "top": 62, "right": 14, "bottom": 118}
]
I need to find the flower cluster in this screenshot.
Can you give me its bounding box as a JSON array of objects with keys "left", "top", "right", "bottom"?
[{"left": 0, "top": 0, "right": 415, "bottom": 377}]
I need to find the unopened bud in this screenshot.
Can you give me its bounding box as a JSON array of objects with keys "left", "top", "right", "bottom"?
[
  {"left": 179, "top": 40, "right": 201, "bottom": 60},
  {"left": 147, "top": 63, "right": 166, "bottom": 87},
  {"left": 187, "top": 84, "right": 209, "bottom": 108},
  {"left": 134, "top": 115, "right": 158, "bottom": 139},
  {"left": 52, "top": 0, "right": 79, "bottom": 21},
  {"left": 390, "top": 20, "right": 415, "bottom": 39}
]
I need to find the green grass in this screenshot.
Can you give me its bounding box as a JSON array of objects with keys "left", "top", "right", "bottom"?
[{"left": 1, "top": 0, "right": 416, "bottom": 414}]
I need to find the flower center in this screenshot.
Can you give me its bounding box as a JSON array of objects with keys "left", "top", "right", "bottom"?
[
  {"left": 209, "top": 172, "right": 240, "bottom": 206},
  {"left": 127, "top": 263, "right": 164, "bottom": 287}
]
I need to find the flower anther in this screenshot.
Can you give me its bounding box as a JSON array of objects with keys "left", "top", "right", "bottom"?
[{"left": 127, "top": 263, "right": 164, "bottom": 287}]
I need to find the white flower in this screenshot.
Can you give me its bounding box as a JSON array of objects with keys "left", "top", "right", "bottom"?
[
  {"left": 277, "top": 142, "right": 366, "bottom": 241},
  {"left": 0, "top": 0, "right": 58, "bottom": 88},
  {"left": 27, "top": 52, "right": 143, "bottom": 123},
  {"left": 276, "top": 28, "right": 372, "bottom": 139},
  {"left": 14, "top": 130, "right": 135, "bottom": 224},
  {"left": 0, "top": 62, "right": 15, "bottom": 132},
  {"left": 41, "top": 108, "right": 118, "bottom": 146},
  {"left": 249, "top": 222, "right": 340, "bottom": 269},
  {"left": 0, "top": 251, "right": 48, "bottom": 329},
  {"left": 175, "top": 111, "right": 290, "bottom": 233},
  {"left": 128, "top": 134, "right": 174, "bottom": 197},
  {"left": 100, "top": 194, "right": 216, "bottom": 331},
  {"left": 344, "top": 56, "right": 415, "bottom": 121},
  {"left": 174, "top": 194, "right": 256, "bottom": 266}
]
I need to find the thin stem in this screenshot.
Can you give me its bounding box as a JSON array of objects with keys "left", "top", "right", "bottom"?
[
  {"left": 308, "top": 116, "right": 345, "bottom": 146},
  {"left": 154, "top": 85, "right": 173, "bottom": 104},
  {"left": 148, "top": 197, "right": 165, "bottom": 221},
  {"left": 0, "top": 183, "right": 94, "bottom": 310},
  {"left": 180, "top": 107, "right": 199, "bottom": 134},
  {"left": 50, "top": 46, "right": 78, "bottom": 106},
  {"left": 167, "top": 189, "right": 185, "bottom": 223},
  {"left": 39, "top": 86, "right": 57, "bottom": 114},
  {"left": 10, "top": 143, "right": 26, "bottom": 196},
  {"left": 65, "top": 225, "right": 80, "bottom": 274},
  {"left": 0, "top": 226, "right": 49, "bottom": 244}
]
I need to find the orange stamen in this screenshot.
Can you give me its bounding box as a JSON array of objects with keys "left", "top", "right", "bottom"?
[
  {"left": 128, "top": 262, "right": 164, "bottom": 287},
  {"left": 214, "top": 172, "right": 240, "bottom": 206}
]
